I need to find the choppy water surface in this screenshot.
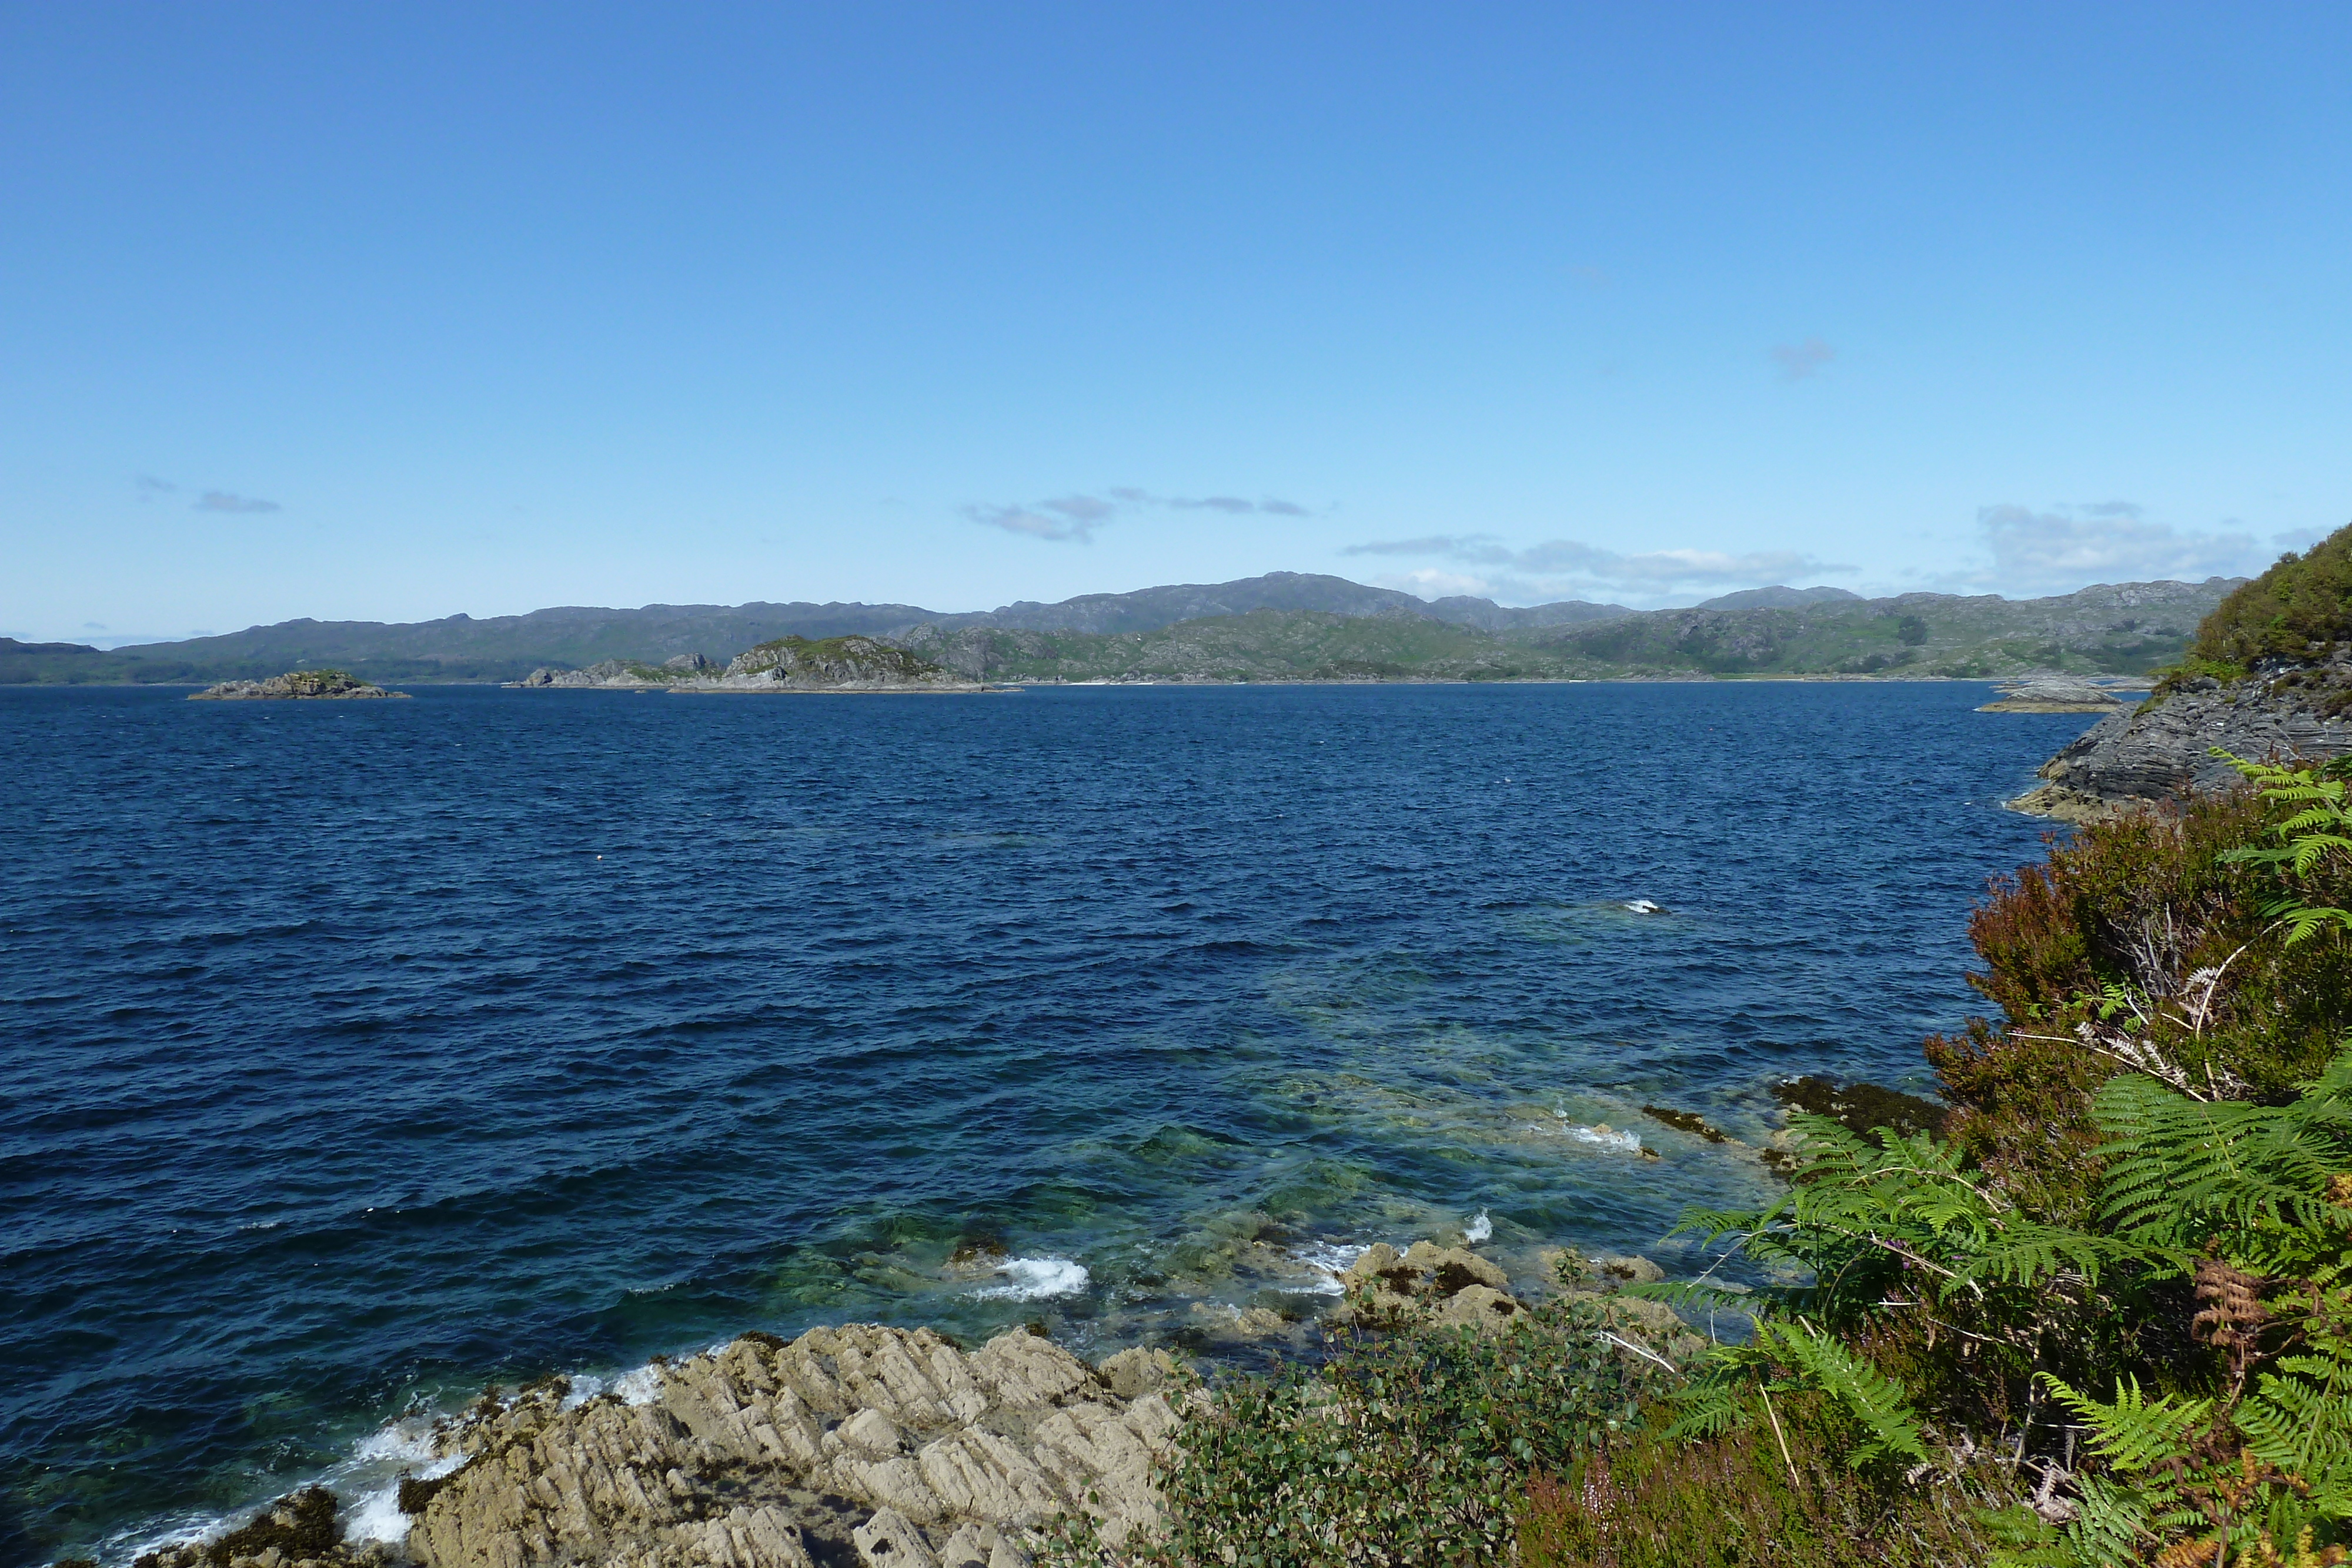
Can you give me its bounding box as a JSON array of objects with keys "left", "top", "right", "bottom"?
[{"left": 1, "top": 681, "right": 2095, "bottom": 1561}]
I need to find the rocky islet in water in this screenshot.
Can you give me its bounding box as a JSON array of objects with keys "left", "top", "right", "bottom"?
[{"left": 188, "top": 670, "right": 410, "bottom": 701}]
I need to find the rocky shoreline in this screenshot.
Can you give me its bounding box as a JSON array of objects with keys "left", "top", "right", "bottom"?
[
  {"left": 125, "top": 1238, "right": 1691, "bottom": 1568},
  {"left": 2010, "top": 653, "right": 2352, "bottom": 823},
  {"left": 514, "top": 637, "right": 998, "bottom": 696}
]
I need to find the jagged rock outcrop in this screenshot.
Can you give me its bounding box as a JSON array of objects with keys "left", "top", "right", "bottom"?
[
  {"left": 398, "top": 1325, "right": 1182, "bottom": 1568},
  {"left": 2012, "top": 655, "right": 2352, "bottom": 823},
  {"left": 189, "top": 670, "right": 408, "bottom": 700}
]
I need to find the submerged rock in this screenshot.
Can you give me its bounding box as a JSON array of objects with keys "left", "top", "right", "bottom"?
[
  {"left": 399, "top": 1323, "right": 1180, "bottom": 1568},
  {"left": 1772, "top": 1075, "right": 1944, "bottom": 1142},
  {"left": 188, "top": 670, "right": 407, "bottom": 701}
]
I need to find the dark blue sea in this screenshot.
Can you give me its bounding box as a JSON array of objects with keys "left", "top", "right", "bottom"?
[{"left": 0, "top": 681, "right": 2099, "bottom": 1563}]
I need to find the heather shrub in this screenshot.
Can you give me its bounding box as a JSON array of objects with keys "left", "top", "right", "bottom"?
[
  {"left": 1927, "top": 788, "right": 2352, "bottom": 1225},
  {"left": 1519, "top": 1393, "right": 2009, "bottom": 1568}
]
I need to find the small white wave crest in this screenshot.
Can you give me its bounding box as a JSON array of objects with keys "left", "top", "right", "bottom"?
[
  {"left": 1285, "top": 1240, "right": 1371, "bottom": 1295},
  {"left": 1465, "top": 1210, "right": 1492, "bottom": 1243},
  {"left": 973, "top": 1256, "right": 1090, "bottom": 1300}
]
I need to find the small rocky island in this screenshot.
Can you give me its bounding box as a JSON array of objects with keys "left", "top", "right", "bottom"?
[
  {"left": 2013, "top": 522, "right": 2352, "bottom": 821},
  {"left": 1975, "top": 677, "right": 2127, "bottom": 713},
  {"left": 189, "top": 670, "right": 409, "bottom": 701},
  {"left": 514, "top": 636, "right": 995, "bottom": 693}
]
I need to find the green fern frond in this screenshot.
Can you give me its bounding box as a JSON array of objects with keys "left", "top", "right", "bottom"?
[
  {"left": 1661, "top": 1378, "right": 1756, "bottom": 1442},
  {"left": 2038, "top": 1373, "right": 2212, "bottom": 1474},
  {"left": 2059, "top": 1472, "right": 2163, "bottom": 1567},
  {"left": 1760, "top": 1319, "right": 1928, "bottom": 1466},
  {"left": 2238, "top": 1376, "right": 2352, "bottom": 1480}
]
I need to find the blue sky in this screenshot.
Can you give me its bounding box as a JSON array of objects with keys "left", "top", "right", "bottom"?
[{"left": 4, "top": 2, "right": 2347, "bottom": 643}]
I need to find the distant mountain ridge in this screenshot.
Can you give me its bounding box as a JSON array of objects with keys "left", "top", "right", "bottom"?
[
  {"left": 0, "top": 571, "right": 2244, "bottom": 685},
  {"left": 1696, "top": 586, "right": 1863, "bottom": 610},
  {"left": 0, "top": 573, "right": 1633, "bottom": 683}
]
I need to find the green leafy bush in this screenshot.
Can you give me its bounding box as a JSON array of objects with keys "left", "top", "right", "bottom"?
[
  {"left": 2185, "top": 521, "right": 2352, "bottom": 671},
  {"left": 1045, "top": 1294, "right": 1676, "bottom": 1567}
]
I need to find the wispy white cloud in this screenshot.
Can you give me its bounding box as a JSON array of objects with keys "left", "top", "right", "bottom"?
[
  {"left": 967, "top": 503, "right": 1100, "bottom": 543},
  {"left": 967, "top": 487, "right": 1311, "bottom": 543},
  {"left": 1928, "top": 503, "right": 2270, "bottom": 596},
  {"left": 1770, "top": 337, "right": 1836, "bottom": 381},
  {"left": 1344, "top": 534, "right": 1852, "bottom": 606},
  {"left": 194, "top": 490, "right": 281, "bottom": 514}
]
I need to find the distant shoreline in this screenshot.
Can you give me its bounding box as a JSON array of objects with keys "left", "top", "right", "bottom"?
[{"left": 0, "top": 674, "right": 2126, "bottom": 690}]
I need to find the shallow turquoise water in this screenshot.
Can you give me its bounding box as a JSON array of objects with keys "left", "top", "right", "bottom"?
[{"left": 0, "top": 680, "right": 2092, "bottom": 1561}]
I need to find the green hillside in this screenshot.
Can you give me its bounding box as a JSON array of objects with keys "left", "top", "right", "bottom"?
[{"left": 1, "top": 576, "right": 2241, "bottom": 687}]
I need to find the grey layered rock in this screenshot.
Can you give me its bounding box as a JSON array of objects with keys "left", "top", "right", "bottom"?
[
  {"left": 399, "top": 1325, "right": 1179, "bottom": 1568},
  {"left": 2013, "top": 657, "right": 2352, "bottom": 822}
]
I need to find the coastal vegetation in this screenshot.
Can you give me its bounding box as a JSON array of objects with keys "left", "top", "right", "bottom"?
[
  {"left": 1043, "top": 1292, "right": 1673, "bottom": 1568},
  {"left": 2188, "top": 524, "right": 2352, "bottom": 677},
  {"left": 1038, "top": 727, "right": 2352, "bottom": 1566}
]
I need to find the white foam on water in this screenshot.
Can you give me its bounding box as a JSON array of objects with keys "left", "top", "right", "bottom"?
[
  {"left": 613, "top": 1363, "right": 667, "bottom": 1406},
  {"left": 102, "top": 1510, "right": 228, "bottom": 1567},
  {"left": 349, "top": 1417, "right": 437, "bottom": 1467},
  {"left": 1465, "top": 1210, "right": 1493, "bottom": 1243},
  {"left": 101, "top": 1356, "right": 670, "bottom": 1563},
  {"left": 1286, "top": 1240, "right": 1372, "bottom": 1294},
  {"left": 972, "top": 1256, "right": 1090, "bottom": 1300},
  {"left": 1565, "top": 1124, "right": 1643, "bottom": 1153}
]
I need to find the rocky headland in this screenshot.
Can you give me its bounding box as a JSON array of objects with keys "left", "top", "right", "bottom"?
[
  {"left": 2010, "top": 524, "right": 2352, "bottom": 823},
  {"left": 189, "top": 670, "right": 409, "bottom": 701},
  {"left": 514, "top": 637, "right": 991, "bottom": 694}
]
